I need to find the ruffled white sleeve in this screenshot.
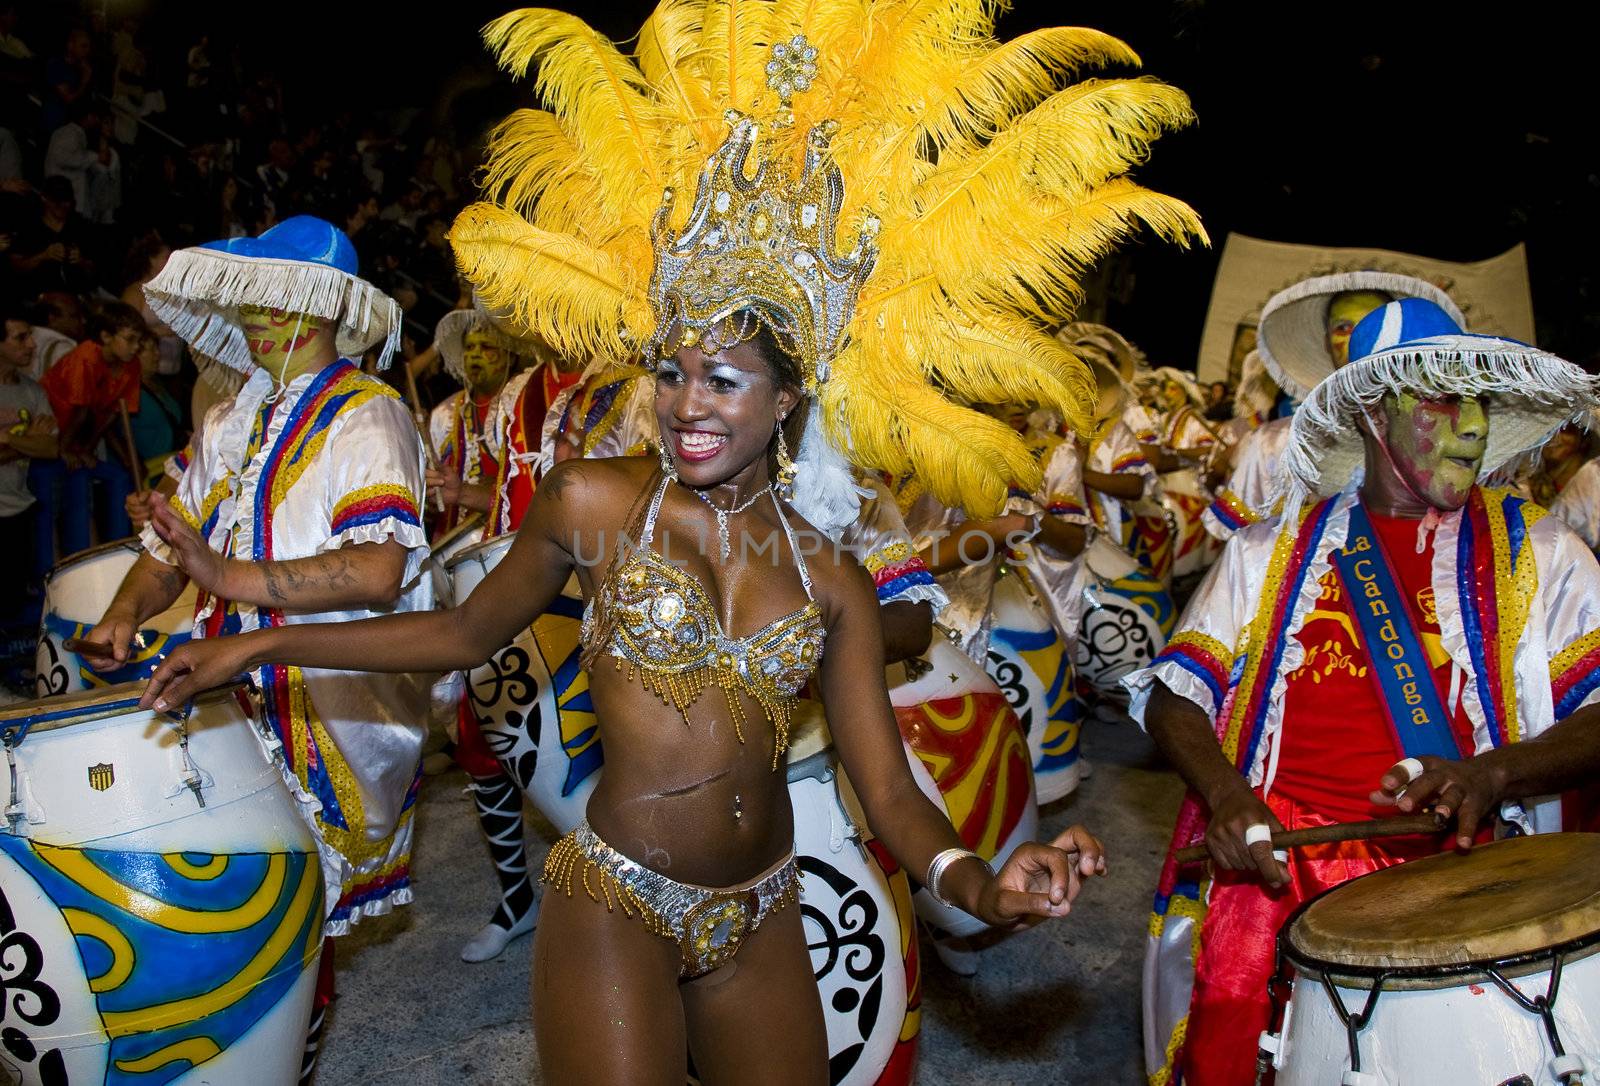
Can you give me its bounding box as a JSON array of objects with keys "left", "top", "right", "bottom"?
[{"left": 322, "top": 396, "right": 430, "bottom": 585}]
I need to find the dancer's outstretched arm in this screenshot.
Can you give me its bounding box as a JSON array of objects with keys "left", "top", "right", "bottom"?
[{"left": 140, "top": 459, "right": 594, "bottom": 710}]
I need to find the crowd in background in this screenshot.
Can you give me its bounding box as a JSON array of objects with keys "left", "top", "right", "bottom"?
[{"left": 0, "top": 5, "right": 486, "bottom": 678}]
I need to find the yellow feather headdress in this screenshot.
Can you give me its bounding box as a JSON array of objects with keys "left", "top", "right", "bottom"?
[{"left": 451, "top": 0, "right": 1206, "bottom": 520}]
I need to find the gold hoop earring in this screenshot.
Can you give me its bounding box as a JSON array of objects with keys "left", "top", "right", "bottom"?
[{"left": 774, "top": 421, "right": 797, "bottom": 496}]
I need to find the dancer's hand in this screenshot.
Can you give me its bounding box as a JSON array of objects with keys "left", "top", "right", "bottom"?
[
  {"left": 148, "top": 498, "right": 227, "bottom": 595},
  {"left": 980, "top": 825, "right": 1107, "bottom": 926},
  {"left": 141, "top": 637, "right": 255, "bottom": 712},
  {"left": 426, "top": 467, "right": 462, "bottom": 509},
  {"left": 126, "top": 489, "right": 160, "bottom": 529},
  {"left": 1372, "top": 755, "right": 1499, "bottom": 851},
  {"left": 1205, "top": 783, "right": 1289, "bottom": 888}
]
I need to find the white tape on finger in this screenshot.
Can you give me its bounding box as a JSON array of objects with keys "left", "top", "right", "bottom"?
[
  {"left": 1397, "top": 757, "right": 1425, "bottom": 784},
  {"left": 1244, "top": 823, "right": 1273, "bottom": 848}
]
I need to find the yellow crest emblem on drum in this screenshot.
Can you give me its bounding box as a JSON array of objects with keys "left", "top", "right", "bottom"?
[{"left": 87, "top": 763, "right": 114, "bottom": 791}]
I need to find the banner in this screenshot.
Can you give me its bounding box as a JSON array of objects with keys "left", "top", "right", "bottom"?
[{"left": 1196, "top": 234, "right": 1534, "bottom": 384}]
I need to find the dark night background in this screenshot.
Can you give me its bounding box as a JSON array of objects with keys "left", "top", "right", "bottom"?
[{"left": 47, "top": 0, "right": 1600, "bottom": 366}]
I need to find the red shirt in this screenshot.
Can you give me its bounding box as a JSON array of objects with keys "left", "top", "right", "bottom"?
[
  {"left": 40, "top": 341, "right": 140, "bottom": 454},
  {"left": 1275, "top": 509, "right": 1472, "bottom": 822}
]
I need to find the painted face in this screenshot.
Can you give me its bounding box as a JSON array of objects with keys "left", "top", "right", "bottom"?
[
  {"left": 1160, "top": 379, "right": 1187, "bottom": 411},
  {"left": 655, "top": 334, "right": 797, "bottom": 490},
  {"left": 102, "top": 325, "right": 143, "bottom": 365},
  {"left": 1325, "top": 291, "right": 1392, "bottom": 368},
  {"left": 237, "top": 305, "right": 331, "bottom": 370},
  {"left": 1379, "top": 391, "right": 1489, "bottom": 510},
  {"left": 461, "top": 328, "right": 510, "bottom": 394}
]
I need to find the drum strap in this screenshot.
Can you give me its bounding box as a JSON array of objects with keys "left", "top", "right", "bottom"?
[{"left": 1331, "top": 503, "right": 1466, "bottom": 761}]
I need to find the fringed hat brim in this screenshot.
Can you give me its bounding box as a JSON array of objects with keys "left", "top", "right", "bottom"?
[
  {"left": 1152, "top": 366, "right": 1206, "bottom": 409},
  {"left": 144, "top": 248, "right": 402, "bottom": 374},
  {"left": 1257, "top": 272, "right": 1464, "bottom": 400},
  {"left": 1284, "top": 336, "right": 1598, "bottom": 502},
  {"left": 1056, "top": 322, "right": 1145, "bottom": 383}
]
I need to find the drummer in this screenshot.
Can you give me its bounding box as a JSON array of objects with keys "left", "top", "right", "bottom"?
[
  {"left": 1126, "top": 297, "right": 1600, "bottom": 1086},
  {"left": 74, "top": 215, "right": 427, "bottom": 1084},
  {"left": 1203, "top": 272, "right": 1459, "bottom": 542},
  {"left": 425, "top": 308, "right": 516, "bottom": 533}
]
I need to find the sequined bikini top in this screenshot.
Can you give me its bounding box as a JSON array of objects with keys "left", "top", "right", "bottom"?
[{"left": 580, "top": 471, "right": 827, "bottom": 767}]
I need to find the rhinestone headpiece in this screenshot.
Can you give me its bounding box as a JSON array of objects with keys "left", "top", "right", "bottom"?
[{"left": 644, "top": 37, "right": 878, "bottom": 388}]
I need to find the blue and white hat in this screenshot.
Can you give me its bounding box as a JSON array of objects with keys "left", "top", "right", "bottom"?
[
  {"left": 1257, "top": 271, "right": 1464, "bottom": 401},
  {"left": 1285, "top": 298, "right": 1597, "bottom": 501},
  {"left": 143, "top": 215, "right": 402, "bottom": 374}
]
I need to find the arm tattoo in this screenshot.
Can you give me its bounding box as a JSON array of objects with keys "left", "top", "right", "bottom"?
[{"left": 260, "top": 551, "right": 360, "bottom": 605}]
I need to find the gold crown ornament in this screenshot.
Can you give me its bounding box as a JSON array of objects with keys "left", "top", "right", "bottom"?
[
  {"left": 645, "top": 99, "right": 878, "bottom": 388},
  {"left": 451, "top": 2, "right": 1206, "bottom": 518}
]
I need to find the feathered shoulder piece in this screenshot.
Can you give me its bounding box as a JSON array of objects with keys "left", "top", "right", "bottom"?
[{"left": 451, "top": 0, "right": 1206, "bottom": 517}]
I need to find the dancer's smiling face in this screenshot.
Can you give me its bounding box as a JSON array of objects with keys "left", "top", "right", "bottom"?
[
  {"left": 1376, "top": 390, "right": 1488, "bottom": 510},
  {"left": 461, "top": 329, "right": 509, "bottom": 395},
  {"left": 655, "top": 317, "right": 800, "bottom": 490}
]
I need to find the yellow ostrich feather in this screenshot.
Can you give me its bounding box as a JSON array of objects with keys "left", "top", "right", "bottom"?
[{"left": 453, "top": 0, "right": 1205, "bottom": 515}]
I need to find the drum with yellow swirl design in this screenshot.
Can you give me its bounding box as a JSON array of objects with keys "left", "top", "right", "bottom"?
[
  {"left": 0, "top": 682, "right": 323, "bottom": 1086},
  {"left": 984, "top": 572, "right": 1085, "bottom": 805}
]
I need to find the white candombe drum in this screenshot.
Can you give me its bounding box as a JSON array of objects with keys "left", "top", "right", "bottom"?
[
  {"left": 447, "top": 535, "right": 599, "bottom": 834},
  {"left": 888, "top": 632, "right": 1038, "bottom": 938},
  {"left": 426, "top": 514, "right": 486, "bottom": 609},
  {"left": 1072, "top": 536, "right": 1171, "bottom": 699},
  {"left": 983, "top": 571, "right": 1082, "bottom": 805},
  {"left": 1266, "top": 834, "right": 1600, "bottom": 1086},
  {"left": 1159, "top": 468, "right": 1220, "bottom": 579},
  {"left": 787, "top": 706, "right": 918, "bottom": 1086},
  {"left": 0, "top": 682, "right": 323, "bottom": 1086},
  {"left": 35, "top": 539, "right": 198, "bottom": 696}
]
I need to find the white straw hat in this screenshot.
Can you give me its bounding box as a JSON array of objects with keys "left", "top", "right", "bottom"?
[
  {"left": 1285, "top": 298, "right": 1597, "bottom": 503},
  {"left": 1257, "top": 272, "right": 1464, "bottom": 401}
]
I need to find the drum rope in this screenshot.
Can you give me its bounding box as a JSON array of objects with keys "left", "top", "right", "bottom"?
[{"left": 1316, "top": 968, "right": 1390, "bottom": 1077}]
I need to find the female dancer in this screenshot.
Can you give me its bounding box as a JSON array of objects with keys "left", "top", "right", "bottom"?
[
  {"left": 139, "top": 2, "right": 1203, "bottom": 1076},
  {"left": 142, "top": 318, "right": 1102, "bottom": 1082}
]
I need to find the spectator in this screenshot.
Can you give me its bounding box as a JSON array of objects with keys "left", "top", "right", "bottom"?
[
  {"left": 380, "top": 179, "right": 425, "bottom": 232},
  {"left": 255, "top": 137, "right": 294, "bottom": 215},
  {"left": 38, "top": 300, "right": 142, "bottom": 554},
  {"left": 1204, "top": 379, "right": 1233, "bottom": 422},
  {"left": 9, "top": 176, "right": 96, "bottom": 296},
  {"left": 109, "top": 35, "right": 165, "bottom": 148},
  {"left": 185, "top": 33, "right": 210, "bottom": 91},
  {"left": 120, "top": 231, "right": 183, "bottom": 375},
  {"left": 40, "top": 27, "right": 94, "bottom": 134},
  {"left": 0, "top": 6, "right": 31, "bottom": 62},
  {"left": 29, "top": 291, "right": 83, "bottom": 378},
  {"left": 126, "top": 327, "right": 184, "bottom": 480},
  {"left": 44, "top": 100, "right": 122, "bottom": 224},
  {"left": 0, "top": 306, "right": 57, "bottom": 609}
]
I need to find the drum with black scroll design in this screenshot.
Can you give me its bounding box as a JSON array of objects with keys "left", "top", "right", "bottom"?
[
  {"left": 35, "top": 540, "right": 198, "bottom": 697},
  {"left": 1261, "top": 834, "right": 1600, "bottom": 1086},
  {"left": 1072, "top": 571, "right": 1173, "bottom": 700},
  {"left": 0, "top": 682, "right": 322, "bottom": 1086},
  {"left": 447, "top": 535, "right": 600, "bottom": 834},
  {"left": 787, "top": 708, "right": 919, "bottom": 1086},
  {"left": 984, "top": 570, "right": 1084, "bottom": 805}
]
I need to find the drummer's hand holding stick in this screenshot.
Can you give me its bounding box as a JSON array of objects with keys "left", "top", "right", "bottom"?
[
  {"left": 1147, "top": 681, "right": 1290, "bottom": 887},
  {"left": 1372, "top": 704, "right": 1600, "bottom": 850},
  {"left": 78, "top": 553, "right": 189, "bottom": 671}
]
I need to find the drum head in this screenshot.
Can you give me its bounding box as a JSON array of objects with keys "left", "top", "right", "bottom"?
[{"left": 1287, "top": 834, "right": 1600, "bottom": 974}]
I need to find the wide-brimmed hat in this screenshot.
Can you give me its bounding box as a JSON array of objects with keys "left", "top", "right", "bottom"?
[
  {"left": 1056, "top": 322, "right": 1145, "bottom": 383},
  {"left": 144, "top": 215, "right": 402, "bottom": 374},
  {"left": 1232, "top": 349, "right": 1278, "bottom": 420},
  {"left": 1257, "top": 272, "right": 1464, "bottom": 401},
  {"left": 1151, "top": 366, "right": 1205, "bottom": 409},
  {"left": 1285, "top": 298, "right": 1597, "bottom": 502},
  {"left": 433, "top": 308, "right": 520, "bottom": 384}
]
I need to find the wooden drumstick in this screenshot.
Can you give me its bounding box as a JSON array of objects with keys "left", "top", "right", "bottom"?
[
  {"left": 1173, "top": 812, "right": 1448, "bottom": 864},
  {"left": 118, "top": 401, "right": 146, "bottom": 497}
]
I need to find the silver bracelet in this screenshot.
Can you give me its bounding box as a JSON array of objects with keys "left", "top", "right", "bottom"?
[{"left": 926, "top": 847, "right": 991, "bottom": 909}]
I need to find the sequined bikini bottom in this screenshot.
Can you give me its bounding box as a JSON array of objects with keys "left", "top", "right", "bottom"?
[{"left": 542, "top": 819, "right": 800, "bottom": 978}]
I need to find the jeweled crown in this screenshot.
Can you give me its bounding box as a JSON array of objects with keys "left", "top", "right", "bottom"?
[{"left": 644, "top": 36, "right": 878, "bottom": 388}]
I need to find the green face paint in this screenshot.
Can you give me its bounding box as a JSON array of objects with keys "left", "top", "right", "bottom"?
[{"left": 1379, "top": 390, "right": 1489, "bottom": 510}]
